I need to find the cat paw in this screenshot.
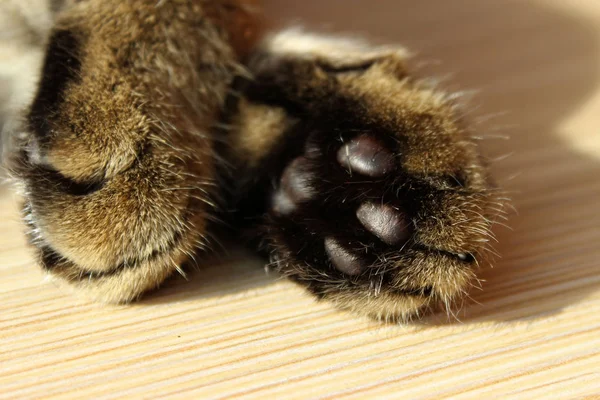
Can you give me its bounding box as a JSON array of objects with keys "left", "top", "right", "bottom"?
[
  {"left": 4, "top": 5, "right": 235, "bottom": 303},
  {"left": 267, "top": 130, "right": 486, "bottom": 322},
  {"left": 237, "top": 30, "right": 507, "bottom": 322}
]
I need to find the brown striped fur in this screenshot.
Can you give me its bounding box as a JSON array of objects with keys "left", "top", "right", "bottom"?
[{"left": 3, "top": 0, "right": 506, "bottom": 321}]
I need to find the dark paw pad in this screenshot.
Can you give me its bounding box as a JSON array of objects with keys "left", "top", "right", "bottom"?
[
  {"left": 324, "top": 237, "right": 365, "bottom": 276},
  {"left": 272, "top": 156, "right": 315, "bottom": 215},
  {"left": 337, "top": 134, "right": 396, "bottom": 178},
  {"left": 265, "top": 128, "right": 495, "bottom": 321},
  {"left": 355, "top": 202, "right": 411, "bottom": 246}
]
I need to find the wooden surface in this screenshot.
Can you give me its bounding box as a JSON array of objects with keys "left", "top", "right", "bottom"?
[{"left": 2, "top": 0, "right": 600, "bottom": 398}]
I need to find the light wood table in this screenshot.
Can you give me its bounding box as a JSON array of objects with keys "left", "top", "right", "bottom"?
[{"left": 1, "top": 0, "right": 599, "bottom": 398}]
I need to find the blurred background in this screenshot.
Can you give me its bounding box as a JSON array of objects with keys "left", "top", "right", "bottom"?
[{"left": 0, "top": 0, "right": 54, "bottom": 161}]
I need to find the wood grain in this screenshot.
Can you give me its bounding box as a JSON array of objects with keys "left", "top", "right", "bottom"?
[{"left": 1, "top": 0, "right": 599, "bottom": 398}]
